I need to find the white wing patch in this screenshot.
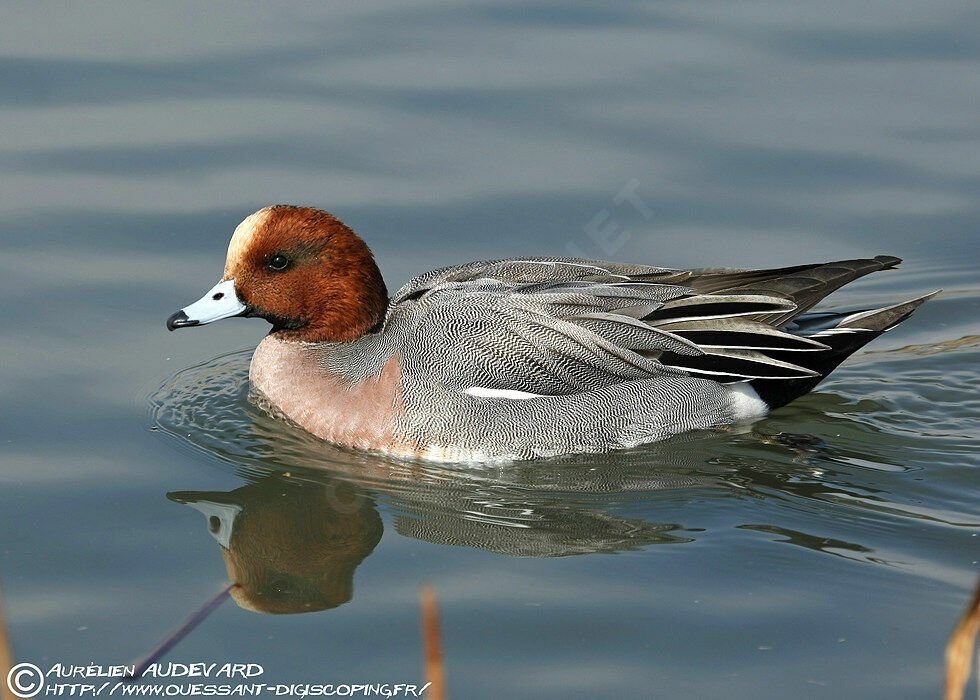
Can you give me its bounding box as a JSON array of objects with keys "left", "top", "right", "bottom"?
[
  {"left": 463, "top": 386, "right": 545, "bottom": 400},
  {"left": 812, "top": 327, "right": 870, "bottom": 335}
]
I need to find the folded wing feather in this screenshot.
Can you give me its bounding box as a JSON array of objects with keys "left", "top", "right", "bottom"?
[{"left": 391, "top": 255, "right": 901, "bottom": 393}]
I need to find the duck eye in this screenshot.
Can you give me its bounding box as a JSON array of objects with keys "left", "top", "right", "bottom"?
[{"left": 267, "top": 253, "right": 290, "bottom": 272}]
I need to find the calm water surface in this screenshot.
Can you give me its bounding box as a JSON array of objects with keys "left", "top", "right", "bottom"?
[{"left": 1, "top": 2, "right": 978, "bottom": 698}]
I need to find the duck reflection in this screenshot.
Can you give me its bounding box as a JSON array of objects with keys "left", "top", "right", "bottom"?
[
  {"left": 168, "top": 479, "right": 381, "bottom": 614},
  {"left": 158, "top": 348, "right": 942, "bottom": 615},
  {"left": 168, "top": 443, "right": 725, "bottom": 614},
  {"left": 167, "top": 419, "right": 879, "bottom": 615},
  {"left": 390, "top": 486, "right": 695, "bottom": 557}
]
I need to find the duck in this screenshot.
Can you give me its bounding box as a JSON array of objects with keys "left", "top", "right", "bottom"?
[
  {"left": 169, "top": 477, "right": 382, "bottom": 614},
  {"left": 166, "top": 205, "right": 936, "bottom": 462}
]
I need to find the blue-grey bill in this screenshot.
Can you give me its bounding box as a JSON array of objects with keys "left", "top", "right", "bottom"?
[{"left": 167, "top": 278, "right": 246, "bottom": 330}]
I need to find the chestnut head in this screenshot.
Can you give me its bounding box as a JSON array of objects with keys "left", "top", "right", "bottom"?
[{"left": 167, "top": 206, "right": 388, "bottom": 343}]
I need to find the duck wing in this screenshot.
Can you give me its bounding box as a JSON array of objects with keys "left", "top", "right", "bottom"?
[
  {"left": 392, "top": 255, "right": 900, "bottom": 317},
  {"left": 682, "top": 255, "right": 902, "bottom": 327},
  {"left": 390, "top": 257, "right": 689, "bottom": 305},
  {"left": 388, "top": 255, "right": 906, "bottom": 393}
]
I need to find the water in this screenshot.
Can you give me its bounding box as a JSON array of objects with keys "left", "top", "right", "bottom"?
[{"left": 1, "top": 2, "right": 978, "bottom": 698}]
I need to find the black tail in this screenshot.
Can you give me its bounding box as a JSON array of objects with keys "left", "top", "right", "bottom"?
[{"left": 748, "top": 291, "right": 939, "bottom": 409}]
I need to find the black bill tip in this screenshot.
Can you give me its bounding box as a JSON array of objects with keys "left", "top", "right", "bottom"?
[{"left": 166, "top": 310, "right": 199, "bottom": 331}]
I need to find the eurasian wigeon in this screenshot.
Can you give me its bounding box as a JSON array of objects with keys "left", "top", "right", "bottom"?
[
  {"left": 167, "top": 205, "right": 936, "bottom": 462},
  {"left": 169, "top": 478, "right": 382, "bottom": 614}
]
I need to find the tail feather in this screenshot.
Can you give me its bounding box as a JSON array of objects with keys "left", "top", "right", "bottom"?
[
  {"left": 650, "top": 252, "right": 937, "bottom": 409},
  {"left": 747, "top": 291, "right": 939, "bottom": 409},
  {"left": 686, "top": 255, "right": 904, "bottom": 328}
]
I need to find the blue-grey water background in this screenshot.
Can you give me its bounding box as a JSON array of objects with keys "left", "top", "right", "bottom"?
[{"left": 1, "top": 2, "right": 978, "bottom": 698}]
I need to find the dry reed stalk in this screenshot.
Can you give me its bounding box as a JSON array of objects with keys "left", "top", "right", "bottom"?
[
  {"left": 126, "top": 582, "right": 236, "bottom": 681},
  {"left": 420, "top": 586, "right": 446, "bottom": 700},
  {"left": 0, "top": 577, "right": 15, "bottom": 700},
  {"left": 945, "top": 577, "right": 980, "bottom": 700}
]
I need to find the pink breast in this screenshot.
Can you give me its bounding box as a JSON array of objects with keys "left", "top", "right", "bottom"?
[{"left": 249, "top": 336, "right": 415, "bottom": 455}]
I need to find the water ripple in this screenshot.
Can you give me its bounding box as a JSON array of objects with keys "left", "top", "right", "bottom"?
[{"left": 150, "top": 342, "right": 979, "bottom": 565}]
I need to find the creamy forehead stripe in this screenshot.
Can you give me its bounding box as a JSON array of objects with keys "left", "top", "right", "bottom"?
[{"left": 224, "top": 207, "right": 273, "bottom": 277}]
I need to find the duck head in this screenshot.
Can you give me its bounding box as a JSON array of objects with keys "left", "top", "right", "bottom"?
[
  {"left": 168, "top": 477, "right": 383, "bottom": 614},
  {"left": 167, "top": 206, "right": 388, "bottom": 342}
]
